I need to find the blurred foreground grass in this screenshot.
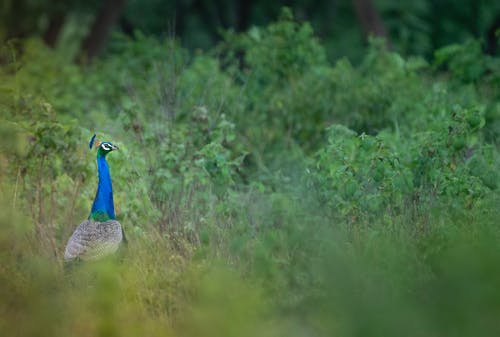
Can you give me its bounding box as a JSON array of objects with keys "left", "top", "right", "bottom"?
[{"left": 2, "top": 182, "right": 500, "bottom": 337}]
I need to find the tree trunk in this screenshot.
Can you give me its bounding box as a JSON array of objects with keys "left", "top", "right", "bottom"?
[
  {"left": 119, "top": 17, "right": 134, "bottom": 37},
  {"left": 235, "top": 0, "right": 252, "bottom": 32},
  {"left": 351, "top": 0, "right": 389, "bottom": 43},
  {"left": 485, "top": 14, "right": 500, "bottom": 55},
  {"left": 43, "top": 12, "right": 66, "bottom": 48},
  {"left": 80, "top": 0, "right": 127, "bottom": 62}
]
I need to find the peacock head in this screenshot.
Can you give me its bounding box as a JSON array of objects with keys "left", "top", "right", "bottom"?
[{"left": 89, "top": 134, "right": 119, "bottom": 157}]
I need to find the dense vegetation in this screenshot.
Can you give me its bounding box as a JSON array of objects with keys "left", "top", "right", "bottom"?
[
  {"left": 3, "top": 0, "right": 500, "bottom": 61},
  {"left": 1, "top": 9, "right": 500, "bottom": 337}
]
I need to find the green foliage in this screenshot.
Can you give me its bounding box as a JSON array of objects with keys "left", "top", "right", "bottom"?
[
  {"left": 1, "top": 12, "right": 500, "bottom": 337},
  {"left": 218, "top": 8, "right": 330, "bottom": 152},
  {"left": 434, "top": 40, "right": 500, "bottom": 83},
  {"left": 313, "top": 125, "right": 413, "bottom": 222},
  {"left": 313, "top": 105, "right": 499, "bottom": 225}
]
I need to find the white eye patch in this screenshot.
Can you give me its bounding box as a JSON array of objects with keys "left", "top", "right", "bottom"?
[{"left": 101, "top": 143, "right": 112, "bottom": 151}]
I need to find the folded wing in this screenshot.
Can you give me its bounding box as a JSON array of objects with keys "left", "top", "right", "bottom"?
[{"left": 64, "top": 219, "right": 123, "bottom": 261}]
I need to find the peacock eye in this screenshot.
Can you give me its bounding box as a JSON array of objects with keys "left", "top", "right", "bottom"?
[{"left": 101, "top": 143, "right": 111, "bottom": 151}]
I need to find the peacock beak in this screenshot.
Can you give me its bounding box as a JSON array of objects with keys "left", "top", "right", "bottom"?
[{"left": 111, "top": 144, "right": 119, "bottom": 150}]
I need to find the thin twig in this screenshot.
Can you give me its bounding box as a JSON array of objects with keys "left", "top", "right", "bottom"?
[{"left": 13, "top": 167, "right": 20, "bottom": 209}]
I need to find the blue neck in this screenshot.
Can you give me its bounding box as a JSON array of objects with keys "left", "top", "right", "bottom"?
[{"left": 90, "top": 154, "right": 115, "bottom": 221}]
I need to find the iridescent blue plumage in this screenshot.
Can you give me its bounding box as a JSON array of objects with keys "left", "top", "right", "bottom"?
[{"left": 90, "top": 154, "right": 116, "bottom": 221}]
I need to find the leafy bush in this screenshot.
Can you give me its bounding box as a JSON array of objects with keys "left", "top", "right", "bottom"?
[{"left": 312, "top": 104, "right": 498, "bottom": 224}]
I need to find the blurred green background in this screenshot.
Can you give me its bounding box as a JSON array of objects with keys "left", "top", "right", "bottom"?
[{"left": 1, "top": 1, "right": 500, "bottom": 337}]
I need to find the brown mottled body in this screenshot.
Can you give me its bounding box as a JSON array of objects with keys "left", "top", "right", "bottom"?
[{"left": 64, "top": 219, "right": 123, "bottom": 261}]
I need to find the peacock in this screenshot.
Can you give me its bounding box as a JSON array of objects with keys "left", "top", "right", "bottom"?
[{"left": 64, "top": 134, "right": 125, "bottom": 262}]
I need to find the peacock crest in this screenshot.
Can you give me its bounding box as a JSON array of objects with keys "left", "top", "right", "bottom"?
[{"left": 64, "top": 134, "right": 125, "bottom": 262}]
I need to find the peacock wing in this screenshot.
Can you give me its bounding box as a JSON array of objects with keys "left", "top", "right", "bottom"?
[{"left": 64, "top": 219, "right": 123, "bottom": 261}]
